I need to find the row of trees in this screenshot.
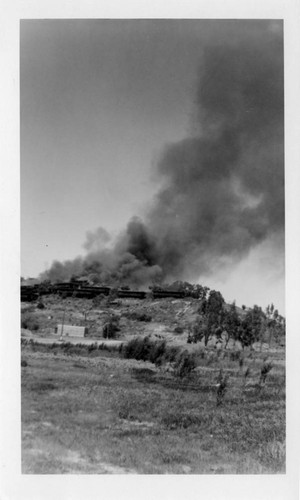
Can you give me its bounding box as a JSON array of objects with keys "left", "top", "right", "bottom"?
[{"left": 189, "top": 290, "right": 285, "bottom": 349}]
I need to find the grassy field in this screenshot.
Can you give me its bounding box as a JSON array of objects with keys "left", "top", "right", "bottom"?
[{"left": 21, "top": 340, "right": 285, "bottom": 474}]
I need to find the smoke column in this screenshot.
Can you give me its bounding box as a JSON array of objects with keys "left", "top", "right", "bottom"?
[{"left": 42, "top": 22, "right": 284, "bottom": 286}]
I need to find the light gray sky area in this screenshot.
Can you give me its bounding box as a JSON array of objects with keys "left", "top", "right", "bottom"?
[{"left": 21, "top": 19, "right": 285, "bottom": 313}]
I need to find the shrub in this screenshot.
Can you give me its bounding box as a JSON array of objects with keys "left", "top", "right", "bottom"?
[
  {"left": 123, "top": 337, "right": 167, "bottom": 364},
  {"left": 174, "top": 351, "right": 197, "bottom": 378},
  {"left": 164, "top": 345, "right": 180, "bottom": 363},
  {"left": 123, "top": 336, "right": 152, "bottom": 361},
  {"left": 123, "top": 337, "right": 143, "bottom": 359},
  {"left": 124, "top": 311, "right": 152, "bottom": 322},
  {"left": 259, "top": 362, "right": 273, "bottom": 385},
  {"left": 123, "top": 337, "right": 182, "bottom": 370},
  {"left": 174, "top": 326, "right": 184, "bottom": 334},
  {"left": 92, "top": 295, "right": 105, "bottom": 308},
  {"left": 98, "top": 342, "right": 109, "bottom": 351},
  {"left": 21, "top": 359, "right": 28, "bottom": 367},
  {"left": 216, "top": 370, "right": 229, "bottom": 406},
  {"left": 103, "top": 318, "right": 120, "bottom": 339},
  {"left": 63, "top": 345, "right": 84, "bottom": 356},
  {"left": 31, "top": 381, "right": 56, "bottom": 392},
  {"left": 188, "top": 320, "right": 206, "bottom": 344},
  {"left": 87, "top": 343, "right": 98, "bottom": 352},
  {"left": 21, "top": 313, "right": 39, "bottom": 331},
  {"left": 149, "top": 340, "right": 166, "bottom": 365},
  {"left": 140, "top": 313, "right": 152, "bottom": 322}
]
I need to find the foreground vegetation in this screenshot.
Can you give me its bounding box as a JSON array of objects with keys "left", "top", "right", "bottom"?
[{"left": 21, "top": 339, "right": 285, "bottom": 474}]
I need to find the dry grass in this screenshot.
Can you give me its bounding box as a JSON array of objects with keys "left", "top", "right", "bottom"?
[{"left": 21, "top": 341, "right": 285, "bottom": 474}]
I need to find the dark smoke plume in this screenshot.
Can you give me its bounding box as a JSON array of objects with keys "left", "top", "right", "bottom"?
[{"left": 42, "top": 22, "right": 284, "bottom": 286}]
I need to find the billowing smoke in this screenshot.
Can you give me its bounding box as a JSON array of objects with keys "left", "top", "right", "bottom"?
[
  {"left": 83, "top": 227, "right": 111, "bottom": 252},
  {"left": 42, "top": 22, "right": 284, "bottom": 286}
]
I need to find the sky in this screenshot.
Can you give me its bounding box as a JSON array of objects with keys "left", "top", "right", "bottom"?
[{"left": 20, "top": 19, "right": 285, "bottom": 313}]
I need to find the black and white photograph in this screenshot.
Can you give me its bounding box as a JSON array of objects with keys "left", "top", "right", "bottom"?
[
  {"left": 19, "top": 18, "right": 286, "bottom": 474},
  {"left": 1, "top": 1, "right": 300, "bottom": 498}
]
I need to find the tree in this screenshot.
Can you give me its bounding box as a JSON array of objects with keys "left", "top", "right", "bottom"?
[
  {"left": 238, "top": 305, "right": 265, "bottom": 349},
  {"left": 265, "top": 304, "right": 285, "bottom": 347},
  {"left": 164, "top": 281, "right": 210, "bottom": 300},
  {"left": 198, "top": 290, "right": 225, "bottom": 346},
  {"left": 189, "top": 316, "right": 207, "bottom": 344},
  {"left": 174, "top": 350, "right": 196, "bottom": 378},
  {"left": 222, "top": 302, "right": 240, "bottom": 348}
]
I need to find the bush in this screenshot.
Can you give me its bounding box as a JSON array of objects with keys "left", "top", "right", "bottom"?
[
  {"left": 174, "top": 351, "right": 197, "bottom": 378},
  {"left": 31, "top": 381, "right": 56, "bottom": 392},
  {"left": 21, "top": 359, "right": 28, "bottom": 367},
  {"left": 87, "top": 343, "right": 98, "bottom": 352},
  {"left": 124, "top": 311, "right": 152, "bottom": 322},
  {"left": 92, "top": 295, "right": 105, "bottom": 308},
  {"left": 138, "top": 313, "right": 152, "bottom": 322},
  {"left": 216, "top": 370, "right": 229, "bottom": 406},
  {"left": 174, "top": 326, "right": 184, "bottom": 334},
  {"left": 123, "top": 337, "right": 167, "bottom": 364},
  {"left": 21, "top": 313, "right": 39, "bottom": 331},
  {"left": 123, "top": 337, "right": 182, "bottom": 370},
  {"left": 98, "top": 342, "right": 110, "bottom": 351},
  {"left": 103, "top": 318, "right": 120, "bottom": 339},
  {"left": 149, "top": 340, "right": 166, "bottom": 365},
  {"left": 164, "top": 345, "right": 180, "bottom": 363},
  {"left": 259, "top": 362, "right": 273, "bottom": 385},
  {"left": 123, "top": 336, "right": 152, "bottom": 361},
  {"left": 123, "top": 337, "right": 139, "bottom": 359},
  {"left": 188, "top": 320, "right": 207, "bottom": 344}
]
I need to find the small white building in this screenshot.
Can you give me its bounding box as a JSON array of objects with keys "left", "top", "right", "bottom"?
[{"left": 56, "top": 324, "right": 87, "bottom": 338}]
